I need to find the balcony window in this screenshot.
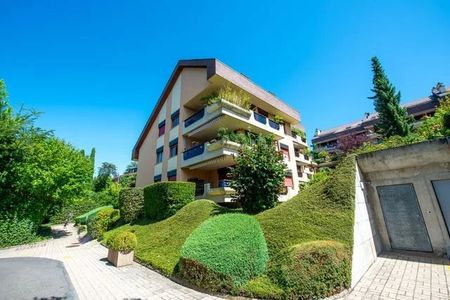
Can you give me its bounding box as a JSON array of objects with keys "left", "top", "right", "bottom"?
[
  {"left": 156, "top": 146, "right": 163, "bottom": 164},
  {"left": 169, "top": 138, "right": 178, "bottom": 157},
  {"left": 171, "top": 110, "right": 179, "bottom": 128},
  {"left": 218, "top": 179, "right": 232, "bottom": 188},
  {"left": 268, "top": 119, "right": 280, "bottom": 130},
  {"left": 158, "top": 121, "right": 165, "bottom": 137},
  {"left": 184, "top": 108, "right": 205, "bottom": 128},
  {"left": 183, "top": 143, "right": 205, "bottom": 160},
  {"left": 167, "top": 169, "right": 177, "bottom": 181},
  {"left": 154, "top": 174, "right": 162, "bottom": 182},
  {"left": 254, "top": 111, "right": 267, "bottom": 124}
]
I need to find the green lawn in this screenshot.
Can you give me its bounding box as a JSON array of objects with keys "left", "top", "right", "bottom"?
[{"left": 103, "top": 199, "right": 227, "bottom": 275}]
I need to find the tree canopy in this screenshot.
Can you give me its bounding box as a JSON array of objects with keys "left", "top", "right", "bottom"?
[{"left": 369, "top": 57, "right": 412, "bottom": 137}]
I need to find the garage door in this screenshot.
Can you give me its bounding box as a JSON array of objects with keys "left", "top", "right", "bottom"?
[
  {"left": 432, "top": 179, "right": 450, "bottom": 235},
  {"left": 377, "top": 184, "right": 432, "bottom": 252}
]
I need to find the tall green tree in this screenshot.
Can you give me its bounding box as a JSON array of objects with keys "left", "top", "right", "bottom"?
[
  {"left": 93, "top": 162, "right": 118, "bottom": 192},
  {"left": 369, "top": 57, "right": 412, "bottom": 137},
  {"left": 231, "top": 134, "right": 286, "bottom": 214},
  {"left": 0, "top": 79, "right": 92, "bottom": 226}
]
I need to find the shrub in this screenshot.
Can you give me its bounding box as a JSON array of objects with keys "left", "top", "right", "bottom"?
[
  {"left": 0, "top": 216, "right": 37, "bottom": 248},
  {"left": 239, "top": 276, "right": 284, "bottom": 300},
  {"left": 74, "top": 205, "right": 113, "bottom": 225},
  {"left": 269, "top": 241, "right": 350, "bottom": 299},
  {"left": 231, "top": 134, "right": 286, "bottom": 214},
  {"left": 143, "top": 182, "right": 195, "bottom": 220},
  {"left": 180, "top": 214, "right": 269, "bottom": 290},
  {"left": 106, "top": 231, "right": 137, "bottom": 254},
  {"left": 119, "top": 188, "right": 144, "bottom": 223},
  {"left": 87, "top": 207, "right": 120, "bottom": 239}
]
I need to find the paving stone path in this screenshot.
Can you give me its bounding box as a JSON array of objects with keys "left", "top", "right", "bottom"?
[
  {"left": 344, "top": 252, "right": 450, "bottom": 300},
  {"left": 0, "top": 224, "right": 220, "bottom": 300}
]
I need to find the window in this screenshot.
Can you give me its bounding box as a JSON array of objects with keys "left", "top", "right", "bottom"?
[
  {"left": 171, "top": 110, "right": 179, "bottom": 128},
  {"left": 169, "top": 138, "right": 178, "bottom": 157},
  {"left": 167, "top": 170, "right": 177, "bottom": 181},
  {"left": 284, "top": 176, "right": 293, "bottom": 188},
  {"left": 158, "top": 121, "right": 165, "bottom": 137},
  {"left": 154, "top": 174, "right": 162, "bottom": 182},
  {"left": 280, "top": 143, "right": 290, "bottom": 161},
  {"left": 156, "top": 146, "right": 163, "bottom": 164}
]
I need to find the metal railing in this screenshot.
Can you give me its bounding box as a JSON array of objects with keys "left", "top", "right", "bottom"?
[
  {"left": 183, "top": 143, "right": 205, "bottom": 160},
  {"left": 184, "top": 107, "right": 205, "bottom": 128}
]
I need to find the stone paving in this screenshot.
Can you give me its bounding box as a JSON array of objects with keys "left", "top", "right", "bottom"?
[
  {"left": 343, "top": 252, "right": 450, "bottom": 300},
  {"left": 0, "top": 224, "right": 220, "bottom": 300}
]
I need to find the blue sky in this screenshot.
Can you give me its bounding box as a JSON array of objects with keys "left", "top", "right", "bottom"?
[{"left": 1, "top": 0, "right": 449, "bottom": 173}]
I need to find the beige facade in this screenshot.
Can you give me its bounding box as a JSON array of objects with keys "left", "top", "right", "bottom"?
[{"left": 133, "top": 59, "right": 314, "bottom": 202}]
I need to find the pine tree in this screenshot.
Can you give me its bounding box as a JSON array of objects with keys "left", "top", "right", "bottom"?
[{"left": 369, "top": 57, "right": 412, "bottom": 137}]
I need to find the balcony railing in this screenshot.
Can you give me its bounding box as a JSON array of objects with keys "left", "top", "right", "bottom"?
[
  {"left": 218, "top": 179, "right": 232, "bottom": 188},
  {"left": 253, "top": 111, "right": 267, "bottom": 124},
  {"left": 268, "top": 119, "right": 280, "bottom": 130},
  {"left": 183, "top": 143, "right": 205, "bottom": 160},
  {"left": 184, "top": 107, "right": 205, "bottom": 128}
]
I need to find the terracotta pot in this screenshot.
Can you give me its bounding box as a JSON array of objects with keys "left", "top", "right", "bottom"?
[{"left": 107, "top": 249, "right": 134, "bottom": 267}]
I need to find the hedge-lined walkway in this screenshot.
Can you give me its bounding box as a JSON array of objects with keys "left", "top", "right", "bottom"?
[{"left": 0, "top": 224, "right": 220, "bottom": 300}]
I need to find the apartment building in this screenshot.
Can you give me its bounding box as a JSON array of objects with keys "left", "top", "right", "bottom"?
[
  {"left": 132, "top": 58, "right": 314, "bottom": 202},
  {"left": 312, "top": 83, "right": 449, "bottom": 154}
]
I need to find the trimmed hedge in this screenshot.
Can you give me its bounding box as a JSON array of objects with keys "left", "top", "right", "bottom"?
[
  {"left": 180, "top": 214, "right": 268, "bottom": 290},
  {"left": 87, "top": 207, "right": 120, "bottom": 239},
  {"left": 75, "top": 205, "right": 112, "bottom": 225},
  {"left": 119, "top": 188, "right": 144, "bottom": 223},
  {"left": 144, "top": 182, "right": 195, "bottom": 220},
  {"left": 269, "top": 240, "right": 350, "bottom": 299},
  {"left": 0, "top": 216, "right": 37, "bottom": 248},
  {"left": 106, "top": 231, "right": 137, "bottom": 254}
]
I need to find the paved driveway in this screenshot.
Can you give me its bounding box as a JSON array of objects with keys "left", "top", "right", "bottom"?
[
  {"left": 0, "top": 225, "right": 220, "bottom": 300},
  {"left": 344, "top": 252, "right": 450, "bottom": 300}
]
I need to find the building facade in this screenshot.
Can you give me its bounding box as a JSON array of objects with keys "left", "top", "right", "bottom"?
[
  {"left": 132, "top": 59, "right": 314, "bottom": 202},
  {"left": 312, "top": 84, "right": 449, "bottom": 154}
]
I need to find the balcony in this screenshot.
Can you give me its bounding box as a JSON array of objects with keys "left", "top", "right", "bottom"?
[
  {"left": 292, "top": 134, "right": 308, "bottom": 147},
  {"left": 181, "top": 139, "right": 240, "bottom": 170},
  {"left": 182, "top": 99, "right": 284, "bottom": 140},
  {"left": 294, "top": 152, "right": 312, "bottom": 165}
]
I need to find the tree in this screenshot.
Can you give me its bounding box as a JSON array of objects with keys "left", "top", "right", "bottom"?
[
  {"left": 0, "top": 79, "right": 92, "bottom": 226},
  {"left": 369, "top": 57, "right": 413, "bottom": 137},
  {"left": 336, "top": 133, "right": 369, "bottom": 153},
  {"left": 93, "top": 162, "right": 118, "bottom": 192},
  {"left": 231, "top": 134, "right": 286, "bottom": 214},
  {"left": 124, "top": 161, "right": 138, "bottom": 174}
]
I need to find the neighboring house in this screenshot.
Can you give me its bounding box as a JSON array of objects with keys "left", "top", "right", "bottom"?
[
  {"left": 132, "top": 58, "right": 314, "bottom": 202},
  {"left": 312, "top": 83, "right": 450, "bottom": 154}
]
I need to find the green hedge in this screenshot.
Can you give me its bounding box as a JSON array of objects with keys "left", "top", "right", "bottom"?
[
  {"left": 87, "top": 207, "right": 120, "bottom": 239},
  {"left": 143, "top": 182, "right": 195, "bottom": 220},
  {"left": 75, "top": 205, "right": 112, "bottom": 225},
  {"left": 0, "top": 216, "right": 37, "bottom": 248},
  {"left": 106, "top": 231, "right": 137, "bottom": 254},
  {"left": 180, "top": 214, "right": 269, "bottom": 290},
  {"left": 119, "top": 188, "right": 144, "bottom": 223},
  {"left": 269, "top": 241, "right": 350, "bottom": 299}
]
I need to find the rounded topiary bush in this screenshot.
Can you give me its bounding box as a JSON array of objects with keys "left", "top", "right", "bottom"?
[
  {"left": 87, "top": 207, "right": 120, "bottom": 239},
  {"left": 179, "top": 213, "right": 268, "bottom": 291},
  {"left": 106, "top": 231, "right": 137, "bottom": 254},
  {"left": 269, "top": 240, "right": 350, "bottom": 299}
]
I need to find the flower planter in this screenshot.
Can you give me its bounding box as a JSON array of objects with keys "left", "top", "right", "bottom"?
[
  {"left": 206, "top": 140, "right": 241, "bottom": 152},
  {"left": 206, "top": 99, "right": 251, "bottom": 118},
  {"left": 107, "top": 248, "right": 134, "bottom": 267}
]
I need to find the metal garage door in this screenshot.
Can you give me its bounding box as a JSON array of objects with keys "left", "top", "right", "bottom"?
[
  {"left": 377, "top": 184, "right": 432, "bottom": 252},
  {"left": 432, "top": 179, "right": 450, "bottom": 235}
]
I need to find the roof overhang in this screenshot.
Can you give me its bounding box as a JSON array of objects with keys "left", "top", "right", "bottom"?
[{"left": 132, "top": 58, "right": 301, "bottom": 160}]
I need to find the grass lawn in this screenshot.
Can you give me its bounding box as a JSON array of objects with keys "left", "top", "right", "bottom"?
[{"left": 103, "top": 199, "right": 227, "bottom": 275}]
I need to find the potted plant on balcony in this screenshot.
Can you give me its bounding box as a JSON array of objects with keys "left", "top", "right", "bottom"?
[
  {"left": 202, "top": 85, "right": 252, "bottom": 118},
  {"left": 106, "top": 230, "right": 137, "bottom": 267}
]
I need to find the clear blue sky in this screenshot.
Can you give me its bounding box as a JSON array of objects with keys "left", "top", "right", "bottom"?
[{"left": 1, "top": 0, "right": 449, "bottom": 173}]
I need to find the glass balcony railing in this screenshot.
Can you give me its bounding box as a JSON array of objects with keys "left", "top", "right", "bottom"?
[
  {"left": 183, "top": 143, "right": 205, "bottom": 160},
  {"left": 184, "top": 107, "right": 205, "bottom": 128},
  {"left": 268, "top": 119, "right": 280, "bottom": 130},
  {"left": 253, "top": 111, "right": 267, "bottom": 124}
]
